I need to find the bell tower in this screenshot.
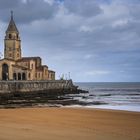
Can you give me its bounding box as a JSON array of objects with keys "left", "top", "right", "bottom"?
[{"left": 4, "top": 11, "right": 22, "bottom": 60}]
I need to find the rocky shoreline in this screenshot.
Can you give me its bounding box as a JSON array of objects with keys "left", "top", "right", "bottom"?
[{"left": 0, "top": 88, "right": 89, "bottom": 108}]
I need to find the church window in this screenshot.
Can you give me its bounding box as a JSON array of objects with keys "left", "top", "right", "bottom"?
[
  {"left": 17, "top": 34, "right": 18, "bottom": 39},
  {"left": 22, "top": 73, "right": 26, "bottom": 80},
  {"left": 9, "top": 34, "right": 12, "bottom": 39},
  {"left": 9, "top": 47, "right": 12, "bottom": 51},
  {"left": 38, "top": 73, "right": 40, "bottom": 78},
  {"left": 35, "top": 73, "right": 37, "bottom": 78},
  {"left": 17, "top": 53, "right": 19, "bottom": 57},
  {"left": 28, "top": 73, "right": 31, "bottom": 79},
  {"left": 18, "top": 73, "right": 21, "bottom": 80},
  {"left": 13, "top": 73, "right": 17, "bottom": 80}
]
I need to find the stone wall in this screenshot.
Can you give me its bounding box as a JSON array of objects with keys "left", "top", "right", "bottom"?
[{"left": 0, "top": 80, "right": 77, "bottom": 94}]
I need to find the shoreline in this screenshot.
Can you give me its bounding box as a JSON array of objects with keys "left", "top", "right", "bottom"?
[
  {"left": 0, "top": 102, "right": 140, "bottom": 113},
  {"left": 64, "top": 105, "right": 140, "bottom": 113},
  {"left": 1, "top": 106, "right": 140, "bottom": 113},
  {"left": 0, "top": 107, "right": 140, "bottom": 140}
]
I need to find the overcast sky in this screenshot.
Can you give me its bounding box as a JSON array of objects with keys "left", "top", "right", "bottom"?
[{"left": 0, "top": 0, "right": 140, "bottom": 82}]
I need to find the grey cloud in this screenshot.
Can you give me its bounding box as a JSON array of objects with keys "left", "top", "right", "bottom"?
[
  {"left": 64, "top": 0, "right": 102, "bottom": 17},
  {"left": 128, "top": 3, "right": 140, "bottom": 20},
  {"left": 0, "top": 0, "right": 59, "bottom": 23},
  {"left": 0, "top": 0, "right": 19, "bottom": 9}
]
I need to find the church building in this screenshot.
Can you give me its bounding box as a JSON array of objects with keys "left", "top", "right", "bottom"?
[{"left": 0, "top": 12, "right": 55, "bottom": 81}]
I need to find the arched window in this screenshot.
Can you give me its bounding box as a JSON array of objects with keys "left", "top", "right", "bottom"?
[
  {"left": 18, "top": 73, "right": 21, "bottom": 80},
  {"left": 2, "top": 64, "right": 9, "bottom": 80},
  {"left": 9, "top": 34, "right": 12, "bottom": 39},
  {"left": 9, "top": 47, "right": 12, "bottom": 51},
  {"left": 22, "top": 73, "right": 26, "bottom": 80},
  {"left": 13, "top": 73, "right": 17, "bottom": 80},
  {"left": 28, "top": 73, "right": 30, "bottom": 79},
  {"left": 35, "top": 73, "right": 37, "bottom": 78},
  {"left": 17, "top": 34, "right": 18, "bottom": 39}
]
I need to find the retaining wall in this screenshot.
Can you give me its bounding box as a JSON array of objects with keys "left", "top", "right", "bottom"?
[{"left": 0, "top": 80, "right": 77, "bottom": 94}]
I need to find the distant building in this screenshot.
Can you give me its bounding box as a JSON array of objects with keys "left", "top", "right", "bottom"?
[{"left": 0, "top": 12, "right": 55, "bottom": 81}]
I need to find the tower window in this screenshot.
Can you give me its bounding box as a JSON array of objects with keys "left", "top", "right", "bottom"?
[
  {"left": 17, "top": 34, "right": 18, "bottom": 39},
  {"left": 9, "top": 34, "right": 12, "bottom": 39},
  {"left": 28, "top": 73, "right": 30, "bottom": 79},
  {"left": 9, "top": 47, "right": 12, "bottom": 51}
]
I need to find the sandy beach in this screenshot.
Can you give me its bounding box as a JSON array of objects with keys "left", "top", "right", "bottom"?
[{"left": 0, "top": 108, "right": 139, "bottom": 140}]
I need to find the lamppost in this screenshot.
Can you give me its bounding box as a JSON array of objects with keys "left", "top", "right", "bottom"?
[{"left": 68, "top": 72, "right": 71, "bottom": 80}]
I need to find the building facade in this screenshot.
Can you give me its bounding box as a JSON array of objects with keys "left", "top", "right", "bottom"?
[{"left": 0, "top": 12, "right": 55, "bottom": 81}]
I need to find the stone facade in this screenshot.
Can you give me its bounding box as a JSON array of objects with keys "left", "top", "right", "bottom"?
[{"left": 0, "top": 12, "right": 55, "bottom": 81}]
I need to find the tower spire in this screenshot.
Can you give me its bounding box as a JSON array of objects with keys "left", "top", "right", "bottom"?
[
  {"left": 6, "top": 11, "right": 19, "bottom": 33},
  {"left": 11, "top": 10, "right": 13, "bottom": 20}
]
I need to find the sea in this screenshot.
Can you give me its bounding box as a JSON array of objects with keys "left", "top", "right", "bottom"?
[{"left": 63, "top": 82, "right": 140, "bottom": 112}]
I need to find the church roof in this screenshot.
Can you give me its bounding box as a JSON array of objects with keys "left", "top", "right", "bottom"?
[
  {"left": 12, "top": 64, "right": 28, "bottom": 70},
  {"left": 48, "top": 70, "right": 55, "bottom": 73},
  {"left": 37, "top": 65, "right": 48, "bottom": 71},
  {"left": 16, "top": 57, "right": 41, "bottom": 62},
  {"left": 6, "top": 11, "right": 19, "bottom": 33},
  {"left": 42, "top": 65, "right": 48, "bottom": 68},
  {"left": 0, "top": 58, "right": 15, "bottom": 62}
]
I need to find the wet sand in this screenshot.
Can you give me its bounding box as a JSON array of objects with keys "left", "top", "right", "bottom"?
[{"left": 0, "top": 108, "right": 140, "bottom": 140}]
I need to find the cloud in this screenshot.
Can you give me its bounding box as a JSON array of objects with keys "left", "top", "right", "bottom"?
[
  {"left": 79, "top": 26, "right": 94, "bottom": 33},
  {"left": 0, "top": 0, "right": 59, "bottom": 23},
  {"left": 0, "top": 0, "right": 19, "bottom": 9},
  {"left": 84, "top": 54, "right": 93, "bottom": 59},
  {"left": 112, "top": 19, "right": 129, "bottom": 28},
  {"left": 44, "top": 0, "right": 55, "bottom": 5},
  {"left": 63, "top": 0, "right": 102, "bottom": 17}
]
